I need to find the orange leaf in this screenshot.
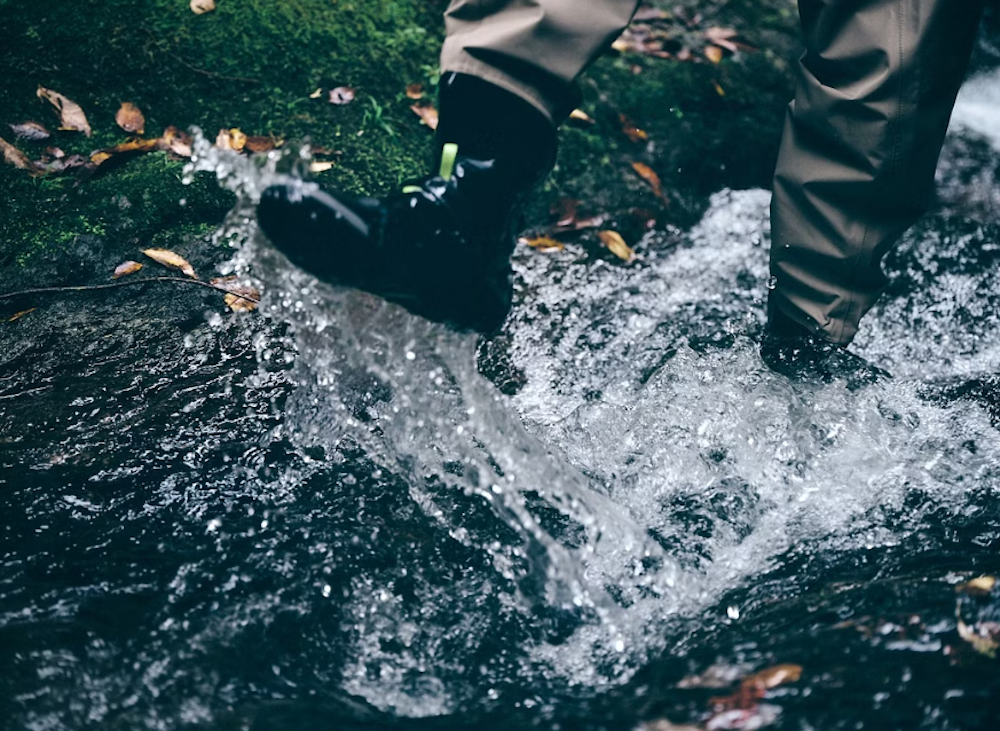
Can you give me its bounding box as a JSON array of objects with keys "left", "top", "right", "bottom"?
[
  {"left": 0, "top": 136, "right": 35, "bottom": 171},
  {"left": 410, "top": 103, "right": 439, "bottom": 130},
  {"left": 36, "top": 86, "right": 91, "bottom": 137},
  {"left": 112, "top": 261, "right": 143, "bottom": 279},
  {"left": 598, "top": 230, "right": 634, "bottom": 261},
  {"left": 244, "top": 135, "right": 278, "bottom": 153},
  {"left": 142, "top": 248, "right": 197, "bottom": 279},
  {"left": 631, "top": 161, "right": 668, "bottom": 204},
  {"left": 115, "top": 102, "right": 145, "bottom": 135},
  {"left": 619, "top": 113, "right": 648, "bottom": 142},
  {"left": 405, "top": 83, "right": 425, "bottom": 100},
  {"left": 519, "top": 235, "right": 564, "bottom": 252}
]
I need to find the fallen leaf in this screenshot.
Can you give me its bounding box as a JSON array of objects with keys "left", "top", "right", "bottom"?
[
  {"left": 143, "top": 248, "right": 197, "bottom": 279},
  {"left": 329, "top": 86, "right": 356, "bottom": 105},
  {"left": 598, "top": 230, "right": 635, "bottom": 261},
  {"left": 44, "top": 146, "right": 65, "bottom": 159},
  {"left": 309, "top": 161, "right": 335, "bottom": 173},
  {"left": 115, "top": 102, "right": 146, "bottom": 134},
  {"left": 704, "top": 27, "right": 747, "bottom": 54},
  {"left": 957, "top": 576, "right": 996, "bottom": 596},
  {"left": 410, "top": 103, "right": 439, "bottom": 130},
  {"left": 30, "top": 153, "right": 89, "bottom": 176},
  {"left": 158, "top": 126, "right": 193, "bottom": 157},
  {"left": 0, "top": 136, "right": 35, "bottom": 171},
  {"left": 631, "top": 161, "right": 669, "bottom": 203},
  {"left": 569, "top": 108, "right": 595, "bottom": 125},
  {"left": 309, "top": 88, "right": 323, "bottom": 99},
  {"left": 709, "top": 663, "right": 804, "bottom": 712},
  {"left": 9, "top": 121, "right": 51, "bottom": 141},
  {"left": 211, "top": 276, "right": 259, "bottom": 312},
  {"left": 620, "top": 113, "right": 649, "bottom": 142},
  {"left": 112, "top": 261, "right": 143, "bottom": 279},
  {"left": 704, "top": 45, "right": 724, "bottom": 64},
  {"left": 405, "top": 83, "right": 425, "bottom": 100},
  {"left": 89, "top": 137, "right": 160, "bottom": 168},
  {"left": 244, "top": 135, "right": 278, "bottom": 153},
  {"left": 7, "top": 308, "right": 36, "bottom": 323},
  {"left": 190, "top": 0, "right": 216, "bottom": 14},
  {"left": 36, "top": 86, "right": 91, "bottom": 137},
  {"left": 641, "top": 721, "right": 703, "bottom": 731},
  {"left": 551, "top": 197, "right": 580, "bottom": 228},
  {"left": 215, "top": 128, "right": 247, "bottom": 152},
  {"left": 519, "top": 235, "right": 564, "bottom": 252},
  {"left": 713, "top": 82, "right": 726, "bottom": 97}
]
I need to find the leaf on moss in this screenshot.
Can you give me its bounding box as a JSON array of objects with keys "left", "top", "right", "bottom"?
[
  {"left": 519, "top": 235, "right": 564, "bottom": 252},
  {"left": 112, "top": 261, "right": 143, "bottom": 279},
  {"left": 115, "top": 102, "right": 146, "bottom": 134},
  {"left": 245, "top": 135, "right": 279, "bottom": 153},
  {"left": 36, "top": 86, "right": 92, "bottom": 137},
  {"left": 631, "top": 161, "right": 669, "bottom": 204},
  {"left": 190, "top": 0, "right": 216, "bottom": 14},
  {"left": 704, "top": 45, "right": 724, "bottom": 64},
  {"left": 143, "top": 248, "right": 197, "bottom": 279},
  {"left": 215, "top": 128, "right": 247, "bottom": 152},
  {"left": 568, "top": 108, "right": 596, "bottom": 126},
  {"left": 410, "top": 103, "right": 439, "bottom": 130},
  {"left": 309, "top": 88, "right": 323, "bottom": 99},
  {"left": 158, "top": 126, "right": 193, "bottom": 157},
  {"left": 620, "top": 113, "right": 648, "bottom": 142},
  {"left": 309, "top": 161, "right": 335, "bottom": 173},
  {"left": 598, "top": 230, "right": 635, "bottom": 262},
  {"left": 0, "top": 135, "right": 36, "bottom": 171},
  {"left": 90, "top": 138, "right": 160, "bottom": 167},
  {"left": 9, "top": 121, "right": 51, "bottom": 141},
  {"left": 329, "top": 86, "right": 356, "bottom": 105},
  {"left": 405, "top": 83, "right": 425, "bottom": 100},
  {"left": 31, "top": 153, "right": 90, "bottom": 175}
]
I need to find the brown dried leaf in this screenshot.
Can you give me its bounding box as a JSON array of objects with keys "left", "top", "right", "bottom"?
[
  {"left": 31, "top": 153, "right": 90, "bottom": 176},
  {"left": 36, "top": 86, "right": 92, "bottom": 137},
  {"left": 215, "top": 128, "right": 247, "bottom": 152},
  {"left": 9, "top": 121, "right": 51, "bottom": 141},
  {"left": 0, "top": 136, "right": 35, "bottom": 171},
  {"left": 520, "top": 235, "right": 564, "bottom": 252},
  {"left": 158, "top": 126, "right": 193, "bottom": 157},
  {"left": 7, "top": 308, "right": 36, "bottom": 323},
  {"left": 244, "top": 135, "right": 278, "bottom": 153},
  {"left": 405, "top": 83, "right": 425, "bottom": 100},
  {"left": 744, "top": 664, "right": 803, "bottom": 691},
  {"left": 190, "top": 0, "right": 216, "bottom": 14},
  {"left": 705, "top": 27, "right": 745, "bottom": 54},
  {"left": 115, "top": 102, "right": 146, "bottom": 134},
  {"left": 90, "top": 137, "right": 160, "bottom": 168},
  {"left": 112, "top": 261, "right": 143, "bottom": 279},
  {"left": 329, "top": 86, "right": 356, "bottom": 105},
  {"left": 598, "top": 230, "right": 634, "bottom": 261},
  {"left": 619, "top": 113, "right": 649, "bottom": 142},
  {"left": 631, "top": 161, "right": 668, "bottom": 203},
  {"left": 211, "top": 276, "right": 260, "bottom": 312},
  {"left": 957, "top": 575, "right": 997, "bottom": 596},
  {"left": 410, "top": 103, "right": 439, "bottom": 130},
  {"left": 143, "top": 248, "right": 197, "bottom": 279},
  {"left": 45, "top": 146, "right": 65, "bottom": 159}
]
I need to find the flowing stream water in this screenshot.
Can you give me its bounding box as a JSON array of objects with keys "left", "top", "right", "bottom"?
[{"left": 3, "top": 71, "right": 1000, "bottom": 731}]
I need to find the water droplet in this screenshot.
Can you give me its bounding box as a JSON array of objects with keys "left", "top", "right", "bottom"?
[
  {"left": 405, "top": 351, "right": 416, "bottom": 361},
  {"left": 727, "top": 605, "right": 740, "bottom": 620},
  {"left": 322, "top": 584, "right": 332, "bottom": 598}
]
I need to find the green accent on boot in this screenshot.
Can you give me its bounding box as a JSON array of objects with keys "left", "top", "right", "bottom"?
[{"left": 438, "top": 143, "right": 458, "bottom": 179}]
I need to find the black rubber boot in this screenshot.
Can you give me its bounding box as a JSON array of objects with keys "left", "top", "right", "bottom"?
[
  {"left": 257, "top": 73, "right": 558, "bottom": 333},
  {"left": 760, "top": 308, "right": 889, "bottom": 388}
]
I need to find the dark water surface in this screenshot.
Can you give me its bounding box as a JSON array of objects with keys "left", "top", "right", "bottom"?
[{"left": 4, "top": 78, "right": 1000, "bottom": 731}]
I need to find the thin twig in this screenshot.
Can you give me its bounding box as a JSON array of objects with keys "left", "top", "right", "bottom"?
[{"left": 0, "top": 276, "right": 260, "bottom": 304}]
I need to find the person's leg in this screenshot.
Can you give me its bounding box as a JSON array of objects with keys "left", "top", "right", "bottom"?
[
  {"left": 258, "top": 1, "right": 642, "bottom": 332},
  {"left": 768, "top": 0, "right": 986, "bottom": 351}
]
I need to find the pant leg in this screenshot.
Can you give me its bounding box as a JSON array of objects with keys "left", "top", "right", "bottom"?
[
  {"left": 769, "top": 0, "right": 985, "bottom": 345},
  {"left": 440, "top": 0, "right": 642, "bottom": 124}
]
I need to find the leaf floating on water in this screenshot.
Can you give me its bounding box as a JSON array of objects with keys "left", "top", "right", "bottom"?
[
  {"left": 142, "top": 248, "right": 197, "bottom": 279},
  {"left": 115, "top": 102, "right": 146, "bottom": 134},
  {"left": 9, "top": 121, "right": 51, "bottom": 141},
  {"left": 619, "top": 113, "right": 649, "bottom": 142},
  {"left": 598, "top": 230, "right": 635, "bottom": 261},
  {"left": 410, "top": 103, "right": 439, "bottom": 130},
  {"left": 36, "top": 86, "right": 92, "bottom": 137},
  {"left": 215, "top": 128, "right": 247, "bottom": 152},
  {"left": 519, "top": 235, "right": 564, "bottom": 252},
  {"left": 405, "top": 83, "right": 425, "bottom": 100},
  {"left": 0, "top": 135, "right": 35, "bottom": 171},
  {"left": 329, "top": 86, "right": 356, "bottom": 105},
  {"left": 631, "top": 161, "right": 669, "bottom": 204},
  {"left": 7, "top": 308, "right": 36, "bottom": 323},
  {"left": 112, "top": 261, "right": 143, "bottom": 279},
  {"left": 190, "top": 0, "right": 216, "bottom": 14},
  {"left": 158, "top": 126, "right": 193, "bottom": 157},
  {"left": 956, "top": 576, "right": 996, "bottom": 596}
]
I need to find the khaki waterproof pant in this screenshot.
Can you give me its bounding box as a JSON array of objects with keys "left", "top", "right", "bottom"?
[{"left": 440, "top": 0, "right": 985, "bottom": 344}]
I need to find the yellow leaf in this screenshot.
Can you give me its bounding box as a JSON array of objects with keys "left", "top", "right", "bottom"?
[
  {"left": 309, "top": 88, "right": 323, "bottom": 99},
  {"left": 705, "top": 45, "right": 724, "bottom": 64},
  {"left": 410, "top": 103, "right": 439, "bottom": 130},
  {"left": 957, "top": 575, "right": 996, "bottom": 596},
  {"left": 0, "top": 135, "right": 35, "bottom": 171},
  {"left": 405, "top": 83, "right": 425, "bottom": 100},
  {"left": 519, "top": 235, "right": 564, "bottom": 252},
  {"left": 142, "top": 248, "right": 197, "bottom": 279},
  {"left": 115, "top": 102, "right": 145, "bottom": 134},
  {"left": 309, "top": 161, "right": 335, "bottom": 173},
  {"left": 598, "top": 230, "right": 634, "bottom": 262},
  {"left": 569, "top": 108, "right": 595, "bottom": 125},
  {"left": 211, "top": 276, "right": 260, "bottom": 312},
  {"left": 190, "top": 0, "right": 216, "bottom": 14},
  {"left": 112, "top": 261, "right": 143, "bottom": 279},
  {"left": 36, "top": 86, "right": 91, "bottom": 137},
  {"left": 215, "top": 128, "right": 246, "bottom": 152},
  {"left": 957, "top": 618, "right": 999, "bottom": 658},
  {"left": 7, "top": 308, "right": 36, "bottom": 323}
]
